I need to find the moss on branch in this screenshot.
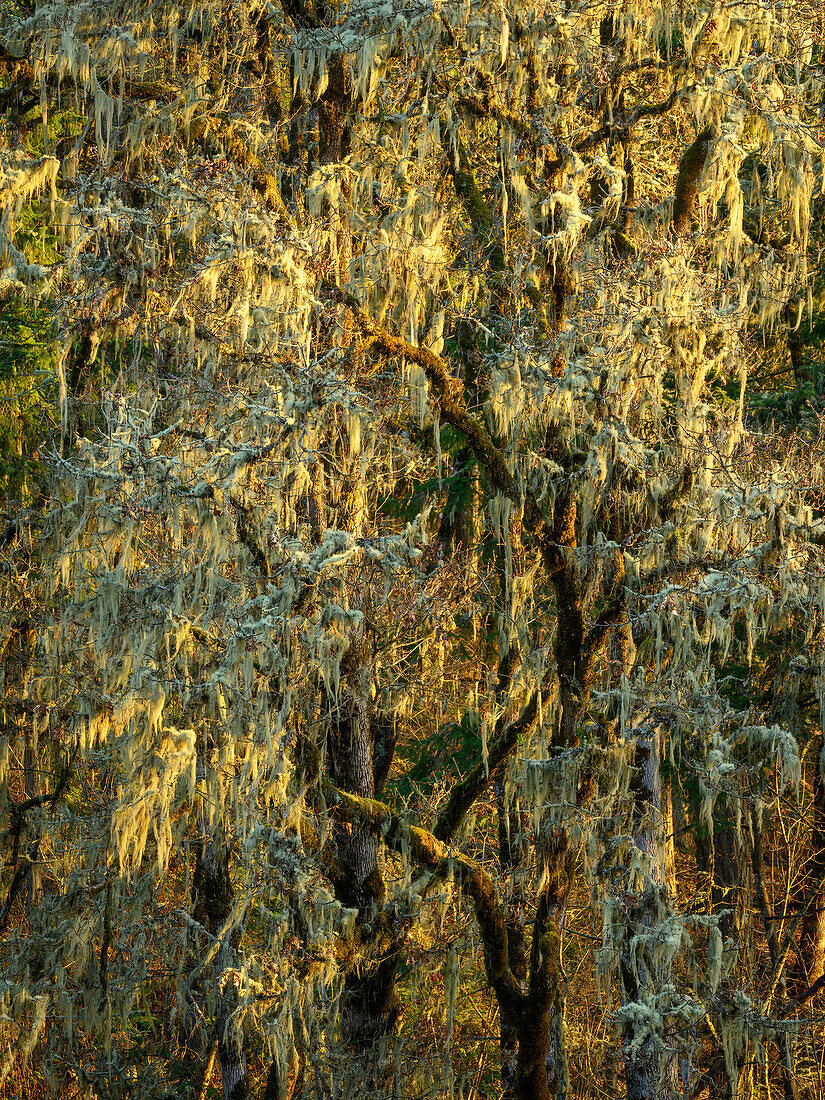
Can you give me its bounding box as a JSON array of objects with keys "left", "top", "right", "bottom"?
[
  {"left": 342, "top": 292, "right": 519, "bottom": 500},
  {"left": 323, "top": 779, "right": 524, "bottom": 1016},
  {"left": 672, "top": 127, "right": 714, "bottom": 236},
  {"left": 442, "top": 127, "right": 505, "bottom": 273}
]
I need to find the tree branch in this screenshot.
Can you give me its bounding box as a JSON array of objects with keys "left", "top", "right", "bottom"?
[
  {"left": 323, "top": 780, "right": 524, "bottom": 1019},
  {"left": 672, "top": 127, "right": 714, "bottom": 236},
  {"left": 341, "top": 291, "right": 519, "bottom": 500},
  {"left": 0, "top": 842, "right": 39, "bottom": 933},
  {"left": 441, "top": 125, "right": 505, "bottom": 272},
  {"left": 433, "top": 689, "right": 544, "bottom": 844}
]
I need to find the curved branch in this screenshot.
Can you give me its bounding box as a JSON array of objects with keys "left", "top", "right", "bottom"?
[
  {"left": 341, "top": 291, "right": 519, "bottom": 500},
  {"left": 323, "top": 780, "right": 524, "bottom": 1020}
]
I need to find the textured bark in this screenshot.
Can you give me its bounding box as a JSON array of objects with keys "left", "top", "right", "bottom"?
[
  {"left": 308, "top": 459, "right": 327, "bottom": 546},
  {"left": 671, "top": 128, "right": 713, "bottom": 236},
  {"left": 328, "top": 691, "right": 378, "bottom": 911},
  {"left": 749, "top": 812, "right": 799, "bottom": 1100},
  {"left": 217, "top": 990, "right": 250, "bottom": 1100},
  {"left": 194, "top": 828, "right": 249, "bottom": 1100},
  {"left": 318, "top": 53, "right": 350, "bottom": 165},
  {"left": 0, "top": 618, "right": 44, "bottom": 931},
  {"left": 664, "top": 774, "right": 673, "bottom": 902},
  {"left": 22, "top": 652, "right": 41, "bottom": 915},
  {"left": 497, "top": 778, "right": 529, "bottom": 1099},
  {"left": 529, "top": 837, "right": 572, "bottom": 1100},
  {"left": 187, "top": 758, "right": 249, "bottom": 1100},
  {"left": 712, "top": 796, "right": 747, "bottom": 938},
  {"left": 528, "top": 477, "right": 621, "bottom": 1100},
  {"left": 327, "top": 689, "right": 401, "bottom": 1050},
  {"left": 620, "top": 729, "right": 673, "bottom": 1100}
]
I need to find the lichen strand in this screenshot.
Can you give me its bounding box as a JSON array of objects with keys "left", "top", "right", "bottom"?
[{"left": 0, "top": 0, "right": 821, "bottom": 1095}]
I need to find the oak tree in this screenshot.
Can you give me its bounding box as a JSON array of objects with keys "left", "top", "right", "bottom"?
[{"left": 0, "top": 0, "right": 824, "bottom": 1098}]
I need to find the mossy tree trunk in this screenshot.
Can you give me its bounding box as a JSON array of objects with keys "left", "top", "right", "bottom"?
[
  {"left": 671, "top": 128, "right": 714, "bottom": 237},
  {"left": 618, "top": 728, "right": 681, "bottom": 1100},
  {"left": 192, "top": 811, "right": 249, "bottom": 1100}
]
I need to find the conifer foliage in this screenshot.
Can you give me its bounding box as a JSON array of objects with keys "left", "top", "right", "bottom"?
[{"left": 0, "top": 0, "right": 823, "bottom": 1097}]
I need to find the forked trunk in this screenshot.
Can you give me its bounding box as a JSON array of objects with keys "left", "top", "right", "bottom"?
[{"left": 328, "top": 688, "right": 401, "bottom": 1065}]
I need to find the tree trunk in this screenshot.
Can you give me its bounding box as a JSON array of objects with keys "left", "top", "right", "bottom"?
[
  {"left": 514, "top": 834, "right": 571, "bottom": 1100},
  {"left": 712, "top": 794, "right": 747, "bottom": 939},
  {"left": 328, "top": 689, "right": 401, "bottom": 1057},
  {"left": 197, "top": 833, "right": 249, "bottom": 1100},
  {"left": 620, "top": 727, "right": 674, "bottom": 1100},
  {"left": 318, "top": 54, "right": 350, "bottom": 165},
  {"left": 671, "top": 128, "right": 714, "bottom": 236},
  {"left": 749, "top": 810, "right": 799, "bottom": 1100},
  {"left": 23, "top": 707, "right": 42, "bottom": 916},
  {"left": 497, "top": 778, "right": 528, "bottom": 1099},
  {"left": 191, "top": 767, "right": 249, "bottom": 1100},
  {"left": 661, "top": 764, "right": 676, "bottom": 902}
]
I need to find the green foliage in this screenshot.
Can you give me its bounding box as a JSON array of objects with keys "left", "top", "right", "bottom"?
[
  {"left": 394, "top": 709, "right": 482, "bottom": 801},
  {"left": 657, "top": 24, "right": 685, "bottom": 61},
  {"left": 748, "top": 380, "right": 822, "bottom": 425},
  {"left": 0, "top": 299, "right": 55, "bottom": 499}
]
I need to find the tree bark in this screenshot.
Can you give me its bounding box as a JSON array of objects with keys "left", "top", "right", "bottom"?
[
  {"left": 712, "top": 794, "right": 748, "bottom": 938},
  {"left": 497, "top": 778, "right": 528, "bottom": 1099},
  {"left": 318, "top": 54, "right": 350, "bottom": 165},
  {"left": 749, "top": 810, "right": 799, "bottom": 1100},
  {"left": 197, "top": 834, "right": 249, "bottom": 1100},
  {"left": 190, "top": 767, "right": 249, "bottom": 1100},
  {"left": 527, "top": 835, "right": 572, "bottom": 1100},
  {"left": 23, "top": 673, "right": 42, "bottom": 917},
  {"left": 619, "top": 727, "right": 675, "bottom": 1100},
  {"left": 671, "top": 128, "right": 713, "bottom": 236},
  {"left": 327, "top": 683, "right": 402, "bottom": 1058}
]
